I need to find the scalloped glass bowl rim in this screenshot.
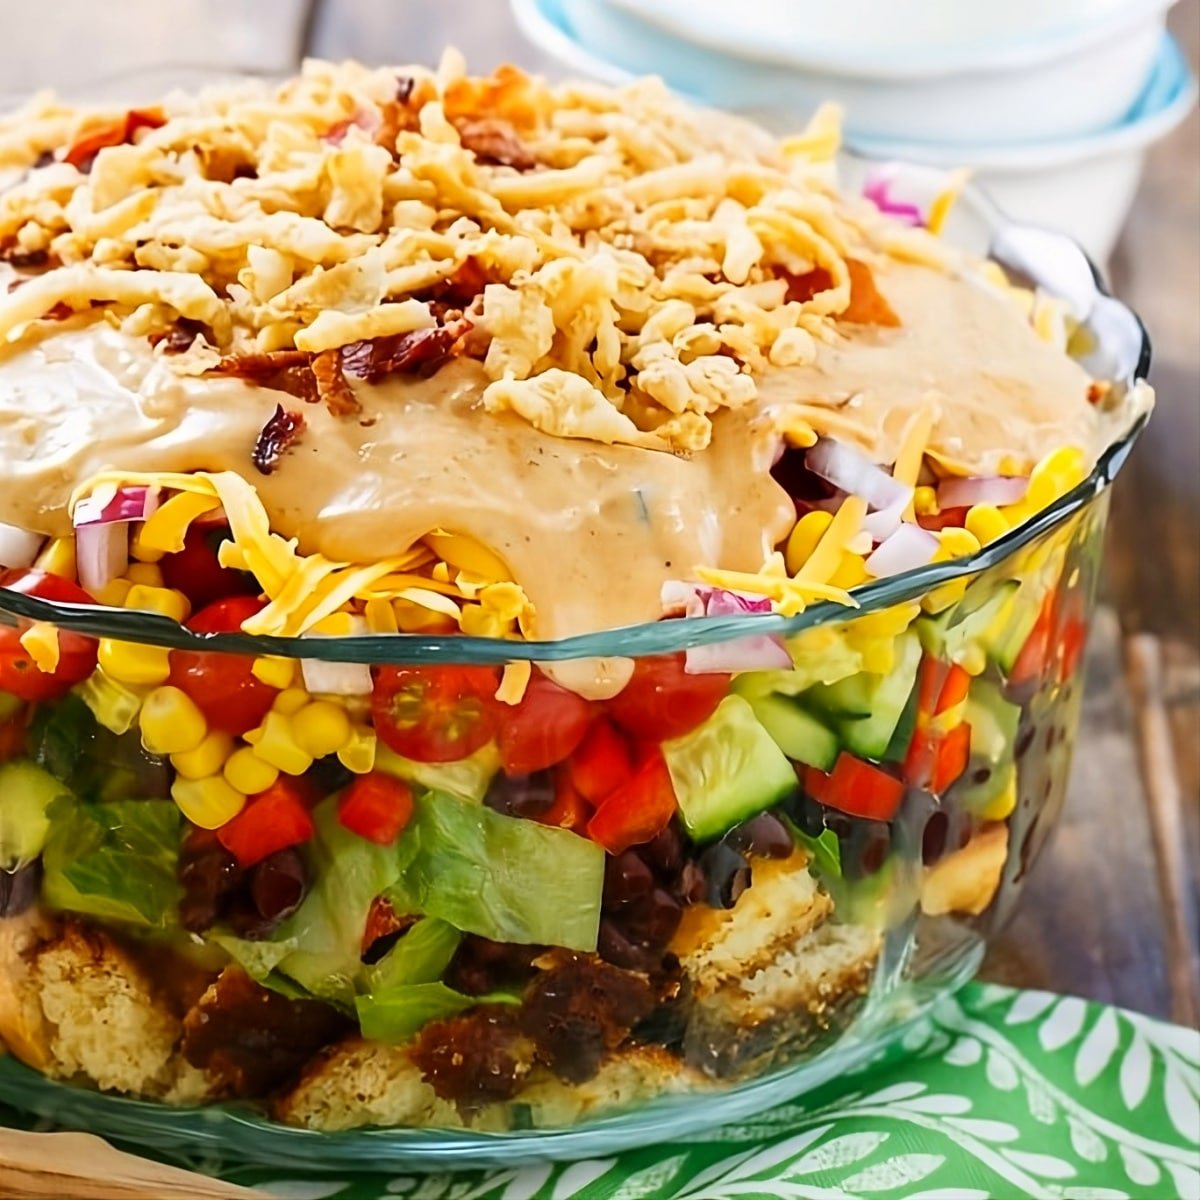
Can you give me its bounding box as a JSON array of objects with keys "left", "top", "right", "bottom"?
[{"left": 0, "top": 413, "right": 1144, "bottom": 665}]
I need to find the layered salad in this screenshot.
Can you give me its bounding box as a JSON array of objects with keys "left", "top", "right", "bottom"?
[{"left": 0, "top": 57, "right": 1147, "bottom": 1130}]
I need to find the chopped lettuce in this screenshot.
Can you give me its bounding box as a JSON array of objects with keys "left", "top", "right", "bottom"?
[
  {"left": 210, "top": 788, "right": 604, "bottom": 1006},
  {"left": 375, "top": 742, "right": 500, "bottom": 803},
  {"left": 365, "top": 917, "right": 461, "bottom": 994},
  {"left": 792, "top": 825, "right": 843, "bottom": 881},
  {"left": 41, "top": 797, "right": 183, "bottom": 928},
  {"left": 30, "top": 694, "right": 170, "bottom": 804},
  {"left": 387, "top": 790, "right": 604, "bottom": 951},
  {"left": 355, "top": 982, "right": 518, "bottom": 1044}
]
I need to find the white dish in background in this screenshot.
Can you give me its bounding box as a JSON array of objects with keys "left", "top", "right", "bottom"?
[
  {"left": 552, "top": 0, "right": 1173, "bottom": 143},
  {"left": 512, "top": 0, "right": 1197, "bottom": 267},
  {"left": 601, "top": 0, "right": 1175, "bottom": 75},
  {"left": 844, "top": 37, "right": 1197, "bottom": 265}
]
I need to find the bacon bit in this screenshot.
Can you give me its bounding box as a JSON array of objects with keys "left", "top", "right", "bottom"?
[
  {"left": 312, "top": 348, "right": 361, "bottom": 416},
  {"left": 215, "top": 350, "right": 319, "bottom": 405},
  {"left": 252, "top": 404, "right": 305, "bottom": 475},
  {"left": 395, "top": 75, "right": 416, "bottom": 105},
  {"left": 780, "top": 258, "right": 901, "bottom": 327},
  {"left": 425, "top": 257, "right": 489, "bottom": 323},
  {"left": 1086, "top": 381, "right": 1111, "bottom": 406},
  {"left": 455, "top": 118, "right": 537, "bottom": 171},
  {"left": 0, "top": 246, "right": 50, "bottom": 269},
  {"left": 63, "top": 107, "right": 166, "bottom": 172},
  {"left": 361, "top": 895, "right": 416, "bottom": 959},
  {"left": 149, "top": 317, "right": 211, "bottom": 354},
  {"left": 340, "top": 320, "right": 470, "bottom": 383}
]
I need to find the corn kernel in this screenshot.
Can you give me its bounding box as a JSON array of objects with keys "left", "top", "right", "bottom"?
[
  {"left": 338, "top": 725, "right": 377, "bottom": 775},
  {"left": 224, "top": 746, "right": 280, "bottom": 795},
  {"left": 172, "top": 775, "right": 246, "bottom": 830},
  {"left": 852, "top": 601, "right": 920, "bottom": 640},
  {"left": 965, "top": 505, "right": 1009, "bottom": 546},
  {"left": 859, "top": 639, "right": 895, "bottom": 675},
  {"left": 244, "top": 711, "right": 313, "bottom": 775},
  {"left": 98, "top": 638, "right": 172, "bottom": 685},
  {"left": 252, "top": 656, "right": 295, "bottom": 689},
  {"left": 272, "top": 687, "right": 310, "bottom": 716},
  {"left": 129, "top": 525, "right": 165, "bottom": 563},
  {"left": 292, "top": 700, "right": 353, "bottom": 759},
  {"left": 829, "top": 552, "right": 869, "bottom": 591},
  {"left": 93, "top": 578, "right": 133, "bottom": 607},
  {"left": 35, "top": 537, "right": 77, "bottom": 581},
  {"left": 126, "top": 562, "right": 164, "bottom": 588},
  {"left": 79, "top": 670, "right": 145, "bottom": 735},
  {"left": 138, "top": 685, "right": 207, "bottom": 756},
  {"left": 913, "top": 486, "right": 939, "bottom": 517},
  {"left": 124, "top": 584, "right": 190, "bottom": 624},
  {"left": 784, "top": 511, "right": 833, "bottom": 575},
  {"left": 172, "top": 731, "right": 234, "bottom": 780},
  {"left": 978, "top": 767, "right": 1018, "bottom": 821},
  {"left": 938, "top": 528, "right": 982, "bottom": 560}
]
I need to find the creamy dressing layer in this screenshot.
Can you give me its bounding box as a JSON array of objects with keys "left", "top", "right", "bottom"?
[{"left": 0, "top": 261, "right": 1102, "bottom": 639}]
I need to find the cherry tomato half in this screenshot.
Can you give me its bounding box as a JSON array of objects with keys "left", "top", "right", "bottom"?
[
  {"left": 497, "top": 671, "right": 594, "bottom": 776},
  {"left": 168, "top": 596, "right": 277, "bottom": 736},
  {"left": 0, "top": 569, "right": 98, "bottom": 701},
  {"left": 606, "top": 653, "right": 729, "bottom": 743},
  {"left": 160, "top": 524, "right": 258, "bottom": 611},
  {"left": 372, "top": 665, "right": 501, "bottom": 763}
]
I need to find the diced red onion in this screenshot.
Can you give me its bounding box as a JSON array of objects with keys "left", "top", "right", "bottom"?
[
  {"left": 865, "top": 522, "right": 940, "bottom": 578},
  {"left": 686, "top": 634, "right": 792, "bottom": 675},
  {"left": 806, "top": 438, "right": 911, "bottom": 515},
  {"left": 700, "top": 587, "right": 773, "bottom": 617},
  {"left": 0, "top": 523, "right": 45, "bottom": 568},
  {"left": 74, "top": 485, "right": 161, "bottom": 527},
  {"left": 76, "top": 522, "right": 129, "bottom": 593},
  {"left": 863, "top": 168, "right": 924, "bottom": 227},
  {"left": 861, "top": 495, "right": 910, "bottom": 542},
  {"left": 937, "top": 475, "right": 1029, "bottom": 510},
  {"left": 300, "top": 658, "right": 374, "bottom": 696}
]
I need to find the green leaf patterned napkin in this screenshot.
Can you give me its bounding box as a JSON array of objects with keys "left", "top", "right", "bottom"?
[{"left": 3, "top": 983, "right": 1197, "bottom": 1199}]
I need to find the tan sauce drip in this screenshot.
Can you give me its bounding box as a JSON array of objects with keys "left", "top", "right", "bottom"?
[{"left": 0, "top": 262, "right": 1107, "bottom": 640}]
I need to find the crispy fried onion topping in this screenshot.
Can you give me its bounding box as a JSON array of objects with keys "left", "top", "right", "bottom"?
[{"left": 0, "top": 54, "right": 934, "bottom": 450}]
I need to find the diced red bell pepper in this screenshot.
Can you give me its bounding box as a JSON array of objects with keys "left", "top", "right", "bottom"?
[
  {"left": 931, "top": 721, "right": 972, "bottom": 794},
  {"left": 566, "top": 719, "right": 634, "bottom": 806},
  {"left": 535, "top": 772, "right": 592, "bottom": 834},
  {"left": 805, "top": 753, "right": 906, "bottom": 822},
  {"left": 1010, "top": 592, "right": 1057, "bottom": 687},
  {"left": 936, "top": 664, "right": 971, "bottom": 715},
  {"left": 587, "top": 747, "right": 677, "bottom": 855},
  {"left": 916, "top": 506, "right": 971, "bottom": 532},
  {"left": 1059, "top": 615, "right": 1088, "bottom": 683},
  {"left": 0, "top": 719, "right": 25, "bottom": 763},
  {"left": 338, "top": 772, "right": 414, "bottom": 845},
  {"left": 217, "top": 779, "right": 316, "bottom": 868}
]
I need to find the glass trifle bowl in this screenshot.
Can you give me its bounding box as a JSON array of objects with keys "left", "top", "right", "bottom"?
[{"left": 0, "top": 58, "right": 1151, "bottom": 1167}]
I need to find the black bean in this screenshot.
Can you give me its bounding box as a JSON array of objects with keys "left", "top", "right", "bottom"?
[
  {"left": 0, "top": 862, "right": 40, "bottom": 917},
  {"left": 697, "top": 843, "right": 752, "bottom": 909},
  {"left": 922, "top": 811, "right": 949, "bottom": 866},
  {"left": 483, "top": 771, "right": 556, "bottom": 818},
  {"left": 725, "top": 812, "right": 794, "bottom": 859},
  {"left": 602, "top": 851, "right": 655, "bottom": 910},
  {"left": 641, "top": 821, "right": 685, "bottom": 877},
  {"left": 250, "top": 849, "right": 308, "bottom": 924}
]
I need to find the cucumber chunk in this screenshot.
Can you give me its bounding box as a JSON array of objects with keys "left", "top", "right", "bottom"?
[
  {"left": 0, "top": 759, "right": 71, "bottom": 869},
  {"left": 808, "top": 631, "right": 923, "bottom": 762},
  {"left": 966, "top": 680, "right": 1021, "bottom": 764},
  {"left": 663, "top": 695, "right": 797, "bottom": 842},
  {"left": 747, "top": 693, "right": 839, "bottom": 772}
]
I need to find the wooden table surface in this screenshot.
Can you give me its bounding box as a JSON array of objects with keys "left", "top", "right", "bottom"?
[{"left": 309, "top": 0, "right": 1200, "bottom": 1027}]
